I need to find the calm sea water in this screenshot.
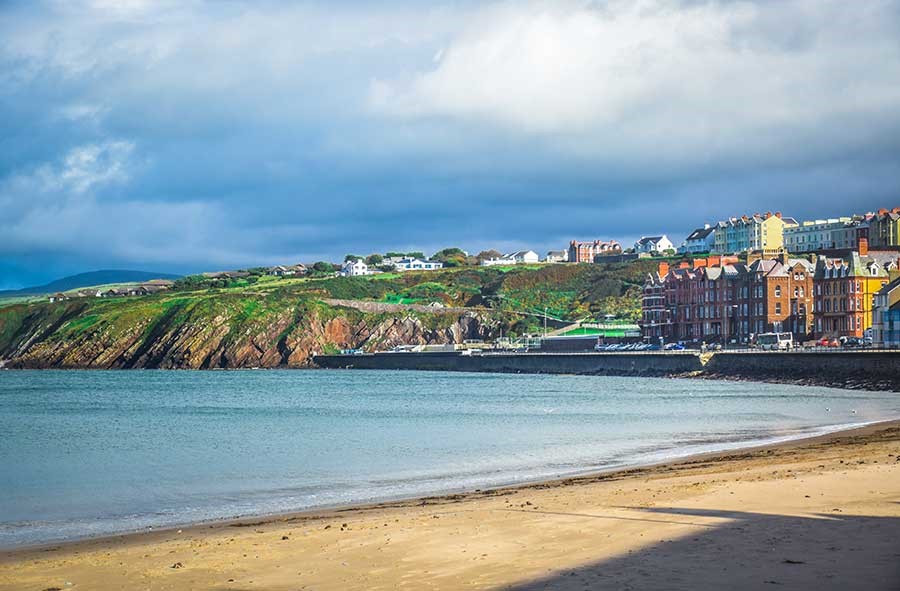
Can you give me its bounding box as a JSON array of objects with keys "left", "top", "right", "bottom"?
[{"left": 1, "top": 369, "right": 898, "bottom": 548}]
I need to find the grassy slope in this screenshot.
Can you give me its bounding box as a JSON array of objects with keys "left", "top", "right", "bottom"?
[{"left": 0, "top": 261, "right": 656, "bottom": 359}]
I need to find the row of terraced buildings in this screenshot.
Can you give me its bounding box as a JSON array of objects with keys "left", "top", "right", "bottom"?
[{"left": 641, "top": 239, "right": 900, "bottom": 344}]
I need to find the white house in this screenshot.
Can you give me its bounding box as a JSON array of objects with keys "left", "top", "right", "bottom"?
[
  {"left": 391, "top": 258, "right": 444, "bottom": 272},
  {"left": 341, "top": 259, "right": 371, "bottom": 276},
  {"left": 634, "top": 235, "right": 674, "bottom": 254},
  {"left": 509, "top": 250, "right": 540, "bottom": 264},
  {"left": 679, "top": 225, "right": 716, "bottom": 254},
  {"left": 481, "top": 256, "right": 516, "bottom": 267},
  {"left": 544, "top": 250, "right": 568, "bottom": 263},
  {"left": 481, "top": 250, "right": 539, "bottom": 266}
]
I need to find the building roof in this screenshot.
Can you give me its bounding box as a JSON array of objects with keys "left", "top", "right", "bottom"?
[
  {"left": 877, "top": 276, "right": 900, "bottom": 296},
  {"left": 637, "top": 236, "right": 665, "bottom": 245},
  {"left": 685, "top": 227, "right": 714, "bottom": 241},
  {"left": 815, "top": 251, "right": 899, "bottom": 279}
]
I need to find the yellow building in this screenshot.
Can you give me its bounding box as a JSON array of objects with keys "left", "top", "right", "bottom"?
[
  {"left": 813, "top": 246, "right": 898, "bottom": 338},
  {"left": 712, "top": 212, "right": 795, "bottom": 254}
]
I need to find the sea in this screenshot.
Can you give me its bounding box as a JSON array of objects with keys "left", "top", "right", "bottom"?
[{"left": 1, "top": 369, "right": 898, "bottom": 548}]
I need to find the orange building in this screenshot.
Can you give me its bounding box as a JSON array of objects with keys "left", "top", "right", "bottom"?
[{"left": 813, "top": 241, "right": 898, "bottom": 337}]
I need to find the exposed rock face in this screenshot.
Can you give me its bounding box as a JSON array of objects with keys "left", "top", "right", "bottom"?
[{"left": 0, "top": 300, "right": 496, "bottom": 370}]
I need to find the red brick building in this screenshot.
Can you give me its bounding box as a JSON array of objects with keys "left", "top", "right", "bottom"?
[
  {"left": 641, "top": 256, "right": 815, "bottom": 344},
  {"left": 568, "top": 240, "right": 622, "bottom": 263}
]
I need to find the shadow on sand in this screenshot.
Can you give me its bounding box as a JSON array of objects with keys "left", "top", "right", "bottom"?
[{"left": 504, "top": 507, "right": 900, "bottom": 591}]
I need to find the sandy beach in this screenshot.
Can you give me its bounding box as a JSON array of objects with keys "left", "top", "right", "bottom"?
[{"left": 1, "top": 421, "right": 898, "bottom": 591}]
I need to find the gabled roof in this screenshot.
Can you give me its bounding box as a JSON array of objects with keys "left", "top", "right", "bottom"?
[
  {"left": 877, "top": 276, "right": 900, "bottom": 296},
  {"left": 637, "top": 236, "right": 665, "bottom": 245},
  {"left": 685, "top": 227, "right": 715, "bottom": 241},
  {"left": 787, "top": 258, "right": 815, "bottom": 272}
]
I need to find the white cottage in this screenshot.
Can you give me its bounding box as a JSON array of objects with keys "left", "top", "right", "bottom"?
[{"left": 341, "top": 260, "right": 371, "bottom": 276}]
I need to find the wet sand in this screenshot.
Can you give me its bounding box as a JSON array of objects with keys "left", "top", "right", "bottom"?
[{"left": 2, "top": 421, "right": 899, "bottom": 590}]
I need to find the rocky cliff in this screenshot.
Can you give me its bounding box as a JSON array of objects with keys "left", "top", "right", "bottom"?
[{"left": 0, "top": 295, "right": 498, "bottom": 369}]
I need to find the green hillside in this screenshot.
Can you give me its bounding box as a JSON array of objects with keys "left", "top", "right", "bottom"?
[{"left": 0, "top": 261, "right": 656, "bottom": 369}]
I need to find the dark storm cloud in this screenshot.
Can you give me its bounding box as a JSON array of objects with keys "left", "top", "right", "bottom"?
[{"left": 1, "top": 0, "right": 899, "bottom": 287}]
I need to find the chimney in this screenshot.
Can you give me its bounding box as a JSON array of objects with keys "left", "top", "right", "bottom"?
[
  {"left": 775, "top": 211, "right": 782, "bottom": 218},
  {"left": 859, "top": 237, "right": 869, "bottom": 256},
  {"left": 658, "top": 262, "right": 670, "bottom": 277},
  {"left": 879, "top": 208, "right": 888, "bottom": 215},
  {"left": 764, "top": 211, "right": 772, "bottom": 219}
]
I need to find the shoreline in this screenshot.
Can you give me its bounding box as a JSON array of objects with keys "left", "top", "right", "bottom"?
[
  {"left": 3, "top": 420, "right": 898, "bottom": 589},
  {"left": 2, "top": 417, "right": 897, "bottom": 558},
  {"left": 4, "top": 363, "right": 900, "bottom": 394}
]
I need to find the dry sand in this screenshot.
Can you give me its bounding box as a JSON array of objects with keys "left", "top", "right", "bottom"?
[{"left": 2, "top": 421, "right": 899, "bottom": 591}]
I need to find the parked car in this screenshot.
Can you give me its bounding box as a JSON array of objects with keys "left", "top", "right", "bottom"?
[
  {"left": 844, "top": 336, "right": 874, "bottom": 348},
  {"left": 663, "top": 343, "right": 685, "bottom": 351},
  {"left": 816, "top": 337, "right": 840, "bottom": 348}
]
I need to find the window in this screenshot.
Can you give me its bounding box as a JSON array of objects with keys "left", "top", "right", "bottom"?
[
  {"left": 793, "top": 287, "right": 799, "bottom": 297},
  {"left": 774, "top": 285, "right": 781, "bottom": 297},
  {"left": 799, "top": 287, "right": 804, "bottom": 297},
  {"left": 775, "top": 302, "right": 782, "bottom": 314}
]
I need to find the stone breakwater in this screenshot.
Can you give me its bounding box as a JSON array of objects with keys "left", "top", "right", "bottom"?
[{"left": 313, "top": 350, "right": 900, "bottom": 392}]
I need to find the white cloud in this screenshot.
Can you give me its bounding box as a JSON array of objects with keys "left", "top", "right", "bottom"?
[
  {"left": 370, "top": 0, "right": 900, "bottom": 164},
  {"left": 1, "top": 0, "right": 899, "bottom": 280}
]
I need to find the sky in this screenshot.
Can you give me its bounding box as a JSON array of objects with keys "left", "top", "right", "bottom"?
[{"left": 1, "top": 0, "right": 900, "bottom": 289}]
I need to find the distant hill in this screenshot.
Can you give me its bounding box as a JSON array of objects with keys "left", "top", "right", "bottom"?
[{"left": 0, "top": 270, "right": 182, "bottom": 296}]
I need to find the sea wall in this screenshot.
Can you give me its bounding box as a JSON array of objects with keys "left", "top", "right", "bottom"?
[
  {"left": 702, "top": 351, "right": 900, "bottom": 390},
  {"left": 313, "top": 350, "right": 900, "bottom": 390},
  {"left": 313, "top": 351, "right": 704, "bottom": 376}
]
